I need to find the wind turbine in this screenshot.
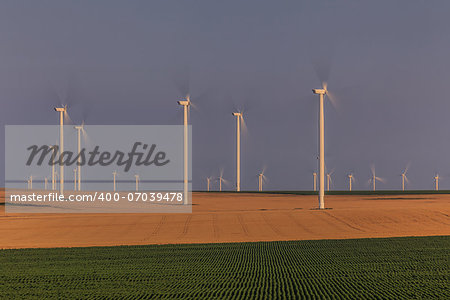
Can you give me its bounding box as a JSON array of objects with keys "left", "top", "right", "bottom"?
[
  {"left": 434, "top": 174, "right": 440, "bottom": 191},
  {"left": 369, "top": 165, "right": 385, "bottom": 191},
  {"left": 28, "top": 175, "right": 33, "bottom": 189},
  {"left": 348, "top": 174, "right": 355, "bottom": 191},
  {"left": 313, "top": 172, "right": 317, "bottom": 191},
  {"left": 326, "top": 172, "right": 333, "bottom": 191},
  {"left": 113, "top": 171, "right": 117, "bottom": 192},
  {"left": 217, "top": 170, "right": 228, "bottom": 192},
  {"left": 49, "top": 144, "right": 57, "bottom": 190},
  {"left": 206, "top": 177, "right": 212, "bottom": 192},
  {"left": 54, "top": 106, "right": 67, "bottom": 195},
  {"left": 44, "top": 177, "right": 48, "bottom": 190},
  {"left": 232, "top": 112, "right": 245, "bottom": 192},
  {"left": 135, "top": 174, "right": 139, "bottom": 191},
  {"left": 400, "top": 164, "right": 410, "bottom": 191},
  {"left": 312, "top": 83, "right": 335, "bottom": 209},
  {"left": 74, "top": 124, "right": 85, "bottom": 191},
  {"left": 73, "top": 169, "right": 77, "bottom": 191},
  {"left": 258, "top": 169, "right": 267, "bottom": 192},
  {"left": 177, "top": 96, "right": 190, "bottom": 205}
]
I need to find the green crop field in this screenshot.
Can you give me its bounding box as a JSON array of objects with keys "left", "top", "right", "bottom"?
[{"left": 0, "top": 236, "right": 448, "bottom": 299}]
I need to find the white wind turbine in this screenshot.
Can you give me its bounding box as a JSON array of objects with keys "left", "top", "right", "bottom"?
[
  {"left": 177, "top": 96, "right": 191, "bottom": 205},
  {"left": 313, "top": 172, "right": 317, "bottom": 191},
  {"left": 206, "top": 177, "right": 213, "bottom": 192},
  {"left": 54, "top": 106, "right": 67, "bottom": 195},
  {"left": 326, "top": 171, "right": 333, "bottom": 191},
  {"left": 258, "top": 169, "right": 267, "bottom": 192},
  {"left": 312, "top": 82, "right": 337, "bottom": 209},
  {"left": 135, "top": 175, "right": 140, "bottom": 191},
  {"left": 74, "top": 124, "right": 86, "bottom": 191},
  {"left": 48, "top": 144, "right": 57, "bottom": 190},
  {"left": 112, "top": 171, "right": 117, "bottom": 192},
  {"left": 434, "top": 174, "right": 440, "bottom": 191},
  {"left": 232, "top": 112, "right": 246, "bottom": 192},
  {"left": 348, "top": 173, "right": 355, "bottom": 191},
  {"left": 217, "top": 169, "right": 229, "bottom": 192},
  {"left": 369, "top": 165, "right": 385, "bottom": 191},
  {"left": 400, "top": 164, "right": 410, "bottom": 191},
  {"left": 44, "top": 177, "right": 48, "bottom": 190},
  {"left": 73, "top": 169, "right": 77, "bottom": 191}
]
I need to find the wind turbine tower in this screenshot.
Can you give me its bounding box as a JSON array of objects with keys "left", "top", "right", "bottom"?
[
  {"left": 313, "top": 172, "right": 317, "bottom": 191},
  {"left": 326, "top": 172, "right": 333, "bottom": 191},
  {"left": 258, "top": 170, "right": 266, "bottom": 192},
  {"left": 177, "top": 97, "right": 190, "bottom": 204},
  {"left": 312, "top": 87, "right": 326, "bottom": 209},
  {"left": 74, "top": 125, "right": 84, "bottom": 191},
  {"left": 218, "top": 176, "right": 224, "bottom": 192},
  {"left": 113, "top": 171, "right": 117, "bottom": 192},
  {"left": 54, "top": 106, "right": 66, "bottom": 195},
  {"left": 73, "top": 169, "right": 77, "bottom": 190},
  {"left": 206, "top": 177, "right": 211, "bottom": 192},
  {"left": 232, "top": 112, "right": 243, "bottom": 192},
  {"left": 135, "top": 175, "right": 139, "bottom": 191}
]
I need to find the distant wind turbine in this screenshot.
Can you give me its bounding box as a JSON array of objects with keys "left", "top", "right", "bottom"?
[
  {"left": 258, "top": 169, "right": 267, "bottom": 192},
  {"left": 326, "top": 170, "right": 334, "bottom": 191},
  {"left": 369, "top": 165, "right": 385, "bottom": 191},
  {"left": 217, "top": 169, "right": 229, "bottom": 192},
  {"left": 206, "top": 177, "right": 212, "bottom": 192},
  {"left": 313, "top": 172, "right": 317, "bottom": 191},
  {"left": 348, "top": 174, "right": 355, "bottom": 191},
  {"left": 434, "top": 174, "right": 440, "bottom": 191},
  {"left": 113, "top": 171, "right": 117, "bottom": 192},
  {"left": 135, "top": 174, "right": 139, "bottom": 191},
  {"left": 74, "top": 124, "right": 86, "bottom": 191},
  {"left": 73, "top": 169, "right": 77, "bottom": 191},
  {"left": 400, "top": 164, "right": 410, "bottom": 191},
  {"left": 49, "top": 144, "right": 57, "bottom": 190}
]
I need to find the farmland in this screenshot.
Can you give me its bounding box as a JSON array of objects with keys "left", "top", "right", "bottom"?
[
  {"left": 0, "top": 236, "right": 448, "bottom": 298},
  {"left": 1, "top": 192, "right": 450, "bottom": 248}
]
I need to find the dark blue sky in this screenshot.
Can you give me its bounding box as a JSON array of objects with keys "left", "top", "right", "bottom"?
[{"left": 1, "top": 1, "right": 450, "bottom": 190}]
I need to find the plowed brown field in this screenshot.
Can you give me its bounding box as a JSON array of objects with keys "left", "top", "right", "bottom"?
[{"left": 1, "top": 192, "right": 449, "bottom": 248}]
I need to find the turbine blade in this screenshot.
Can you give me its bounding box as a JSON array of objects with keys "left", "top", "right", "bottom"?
[
  {"left": 326, "top": 90, "right": 339, "bottom": 111},
  {"left": 404, "top": 162, "right": 411, "bottom": 174},
  {"left": 376, "top": 177, "right": 386, "bottom": 183},
  {"left": 240, "top": 115, "right": 248, "bottom": 136}
]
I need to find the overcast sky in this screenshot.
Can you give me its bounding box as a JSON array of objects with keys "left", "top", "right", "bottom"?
[{"left": 1, "top": 1, "right": 450, "bottom": 191}]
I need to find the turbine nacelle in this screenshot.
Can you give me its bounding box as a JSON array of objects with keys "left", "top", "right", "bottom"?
[
  {"left": 232, "top": 112, "right": 242, "bottom": 117},
  {"left": 177, "top": 100, "right": 190, "bottom": 106},
  {"left": 54, "top": 106, "right": 67, "bottom": 112},
  {"left": 312, "top": 88, "right": 326, "bottom": 95}
]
